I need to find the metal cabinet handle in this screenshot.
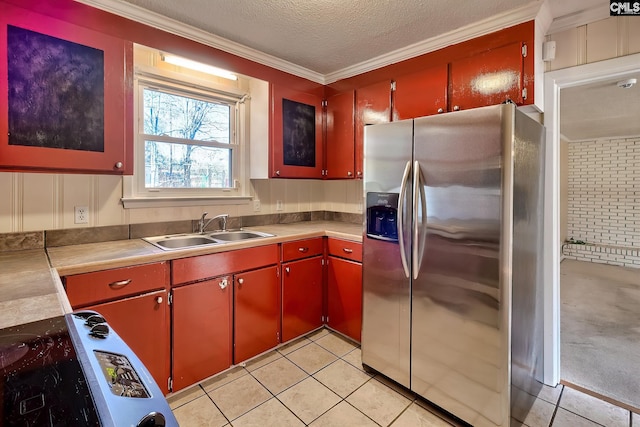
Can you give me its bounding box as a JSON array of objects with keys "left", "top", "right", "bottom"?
[
  {"left": 347, "top": 171, "right": 353, "bottom": 176},
  {"left": 275, "top": 170, "right": 280, "bottom": 176},
  {"left": 155, "top": 296, "right": 163, "bottom": 304},
  {"left": 298, "top": 247, "right": 309, "bottom": 253},
  {"left": 238, "top": 278, "right": 244, "bottom": 284},
  {"left": 437, "top": 108, "right": 444, "bottom": 114},
  {"left": 453, "top": 105, "right": 460, "bottom": 111},
  {"left": 108, "top": 279, "right": 132, "bottom": 289},
  {"left": 285, "top": 267, "right": 290, "bottom": 273},
  {"left": 219, "top": 278, "right": 228, "bottom": 289},
  {"left": 114, "top": 161, "right": 123, "bottom": 169},
  {"left": 343, "top": 248, "right": 353, "bottom": 254},
  {"left": 357, "top": 171, "right": 362, "bottom": 177}
]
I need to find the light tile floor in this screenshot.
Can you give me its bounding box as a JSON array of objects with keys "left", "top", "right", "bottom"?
[{"left": 168, "top": 328, "right": 639, "bottom": 427}]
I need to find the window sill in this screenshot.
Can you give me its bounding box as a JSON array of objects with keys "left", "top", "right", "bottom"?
[{"left": 121, "top": 196, "right": 252, "bottom": 209}]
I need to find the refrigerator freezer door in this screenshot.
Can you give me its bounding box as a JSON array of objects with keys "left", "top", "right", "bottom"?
[
  {"left": 411, "top": 104, "right": 513, "bottom": 426},
  {"left": 362, "top": 120, "right": 413, "bottom": 388}
]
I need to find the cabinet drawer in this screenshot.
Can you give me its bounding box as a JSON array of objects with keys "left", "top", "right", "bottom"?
[
  {"left": 327, "top": 239, "right": 362, "bottom": 262},
  {"left": 281, "top": 238, "right": 324, "bottom": 262},
  {"left": 64, "top": 262, "right": 169, "bottom": 308},
  {"left": 172, "top": 244, "right": 279, "bottom": 285}
]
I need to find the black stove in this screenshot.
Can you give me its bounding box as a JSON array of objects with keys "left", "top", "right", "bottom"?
[{"left": 0, "top": 312, "right": 177, "bottom": 427}]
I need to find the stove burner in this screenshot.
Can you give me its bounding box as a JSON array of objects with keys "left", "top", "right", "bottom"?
[{"left": 0, "top": 317, "right": 99, "bottom": 426}]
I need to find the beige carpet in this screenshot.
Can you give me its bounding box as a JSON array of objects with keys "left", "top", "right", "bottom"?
[{"left": 560, "top": 259, "right": 640, "bottom": 411}]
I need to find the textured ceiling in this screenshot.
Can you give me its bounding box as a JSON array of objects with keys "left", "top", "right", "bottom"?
[
  {"left": 121, "top": 0, "right": 538, "bottom": 74},
  {"left": 561, "top": 75, "right": 640, "bottom": 141}
]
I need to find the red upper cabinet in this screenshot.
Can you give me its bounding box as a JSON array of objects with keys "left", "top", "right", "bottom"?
[
  {"left": 355, "top": 81, "right": 392, "bottom": 179},
  {"left": 392, "top": 65, "right": 448, "bottom": 120},
  {"left": 0, "top": 3, "right": 133, "bottom": 174},
  {"left": 271, "top": 84, "right": 324, "bottom": 178},
  {"left": 449, "top": 41, "right": 526, "bottom": 111},
  {"left": 325, "top": 90, "right": 355, "bottom": 179}
]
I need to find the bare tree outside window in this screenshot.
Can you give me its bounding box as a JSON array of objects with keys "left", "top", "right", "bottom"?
[{"left": 142, "top": 88, "right": 232, "bottom": 189}]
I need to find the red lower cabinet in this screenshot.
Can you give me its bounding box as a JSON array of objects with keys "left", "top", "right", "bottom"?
[
  {"left": 172, "top": 277, "right": 232, "bottom": 392},
  {"left": 234, "top": 266, "right": 281, "bottom": 363},
  {"left": 86, "top": 290, "right": 170, "bottom": 394},
  {"left": 327, "top": 256, "right": 363, "bottom": 342},
  {"left": 282, "top": 256, "right": 324, "bottom": 342}
]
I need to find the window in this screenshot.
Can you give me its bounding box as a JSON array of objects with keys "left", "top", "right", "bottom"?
[
  {"left": 122, "top": 46, "right": 252, "bottom": 208},
  {"left": 142, "top": 87, "right": 233, "bottom": 189}
]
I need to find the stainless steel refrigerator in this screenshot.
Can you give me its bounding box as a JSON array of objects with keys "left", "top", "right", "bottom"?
[{"left": 362, "top": 103, "right": 544, "bottom": 426}]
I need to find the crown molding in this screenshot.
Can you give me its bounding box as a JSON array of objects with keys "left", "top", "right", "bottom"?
[
  {"left": 324, "top": 1, "right": 543, "bottom": 84},
  {"left": 75, "top": 0, "right": 326, "bottom": 84},
  {"left": 546, "top": 5, "right": 609, "bottom": 35},
  {"left": 77, "top": 0, "right": 544, "bottom": 85}
]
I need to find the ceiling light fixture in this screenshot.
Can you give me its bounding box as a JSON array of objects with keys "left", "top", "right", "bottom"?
[
  {"left": 161, "top": 53, "right": 237, "bottom": 80},
  {"left": 616, "top": 78, "right": 636, "bottom": 89}
]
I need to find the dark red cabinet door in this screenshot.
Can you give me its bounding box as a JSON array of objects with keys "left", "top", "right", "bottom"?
[
  {"left": 271, "top": 84, "right": 324, "bottom": 178},
  {"left": 0, "top": 4, "right": 133, "bottom": 174},
  {"left": 392, "top": 65, "right": 448, "bottom": 120},
  {"left": 172, "top": 277, "right": 232, "bottom": 392},
  {"left": 234, "top": 266, "right": 280, "bottom": 363},
  {"left": 87, "top": 290, "right": 170, "bottom": 394},
  {"left": 325, "top": 90, "right": 355, "bottom": 179},
  {"left": 282, "top": 256, "right": 323, "bottom": 342},
  {"left": 355, "top": 81, "right": 391, "bottom": 179},
  {"left": 450, "top": 41, "right": 525, "bottom": 111},
  {"left": 327, "top": 256, "right": 362, "bottom": 342}
]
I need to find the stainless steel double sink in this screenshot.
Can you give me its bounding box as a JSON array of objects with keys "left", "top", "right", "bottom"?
[{"left": 143, "top": 230, "right": 274, "bottom": 251}]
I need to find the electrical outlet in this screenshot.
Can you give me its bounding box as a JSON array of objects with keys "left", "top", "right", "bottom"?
[
  {"left": 276, "top": 200, "right": 284, "bottom": 211},
  {"left": 74, "top": 206, "right": 89, "bottom": 224},
  {"left": 253, "top": 199, "right": 261, "bottom": 212}
]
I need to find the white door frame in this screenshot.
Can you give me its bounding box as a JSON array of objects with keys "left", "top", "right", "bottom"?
[{"left": 543, "top": 52, "right": 640, "bottom": 385}]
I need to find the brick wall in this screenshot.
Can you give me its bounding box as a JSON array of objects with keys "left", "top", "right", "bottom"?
[{"left": 564, "top": 137, "right": 640, "bottom": 268}]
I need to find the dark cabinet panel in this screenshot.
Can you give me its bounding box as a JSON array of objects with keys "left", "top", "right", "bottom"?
[
  {"left": 450, "top": 42, "right": 525, "bottom": 110},
  {"left": 0, "top": 3, "right": 133, "bottom": 174},
  {"left": 392, "top": 65, "right": 448, "bottom": 120},
  {"left": 282, "top": 256, "right": 323, "bottom": 342},
  {"left": 234, "top": 266, "right": 280, "bottom": 363},
  {"left": 271, "top": 84, "right": 324, "bottom": 178},
  {"left": 325, "top": 90, "right": 355, "bottom": 179},
  {"left": 172, "top": 277, "right": 232, "bottom": 392}
]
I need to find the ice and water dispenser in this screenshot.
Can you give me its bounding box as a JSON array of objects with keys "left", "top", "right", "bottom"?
[{"left": 366, "top": 192, "right": 399, "bottom": 241}]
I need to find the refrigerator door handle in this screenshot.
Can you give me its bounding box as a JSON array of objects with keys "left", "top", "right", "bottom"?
[
  {"left": 397, "top": 160, "right": 411, "bottom": 279},
  {"left": 412, "top": 161, "right": 428, "bottom": 280}
]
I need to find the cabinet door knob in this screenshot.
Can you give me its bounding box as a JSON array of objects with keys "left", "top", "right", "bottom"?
[
  {"left": 347, "top": 171, "right": 353, "bottom": 176},
  {"left": 109, "top": 279, "right": 132, "bottom": 289},
  {"left": 275, "top": 170, "right": 280, "bottom": 176},
  {"left": 453, "top": 105, "right": 460, "bottom": 111},
  {"left": 238, "top": 278, "right": 244, "bottom": 284},
  {"left": 437, "top": 108, "right": 444, "bottom": 114},
  {"left": 357, "top": 171, "right": 362, "bottom": 177},
  {"left": 219, "top": 278, "right": 228, "bottom": 289},
  {"left": 155, "top": 296, "right": 163, "bottom": 304},
  {"left": 285, "top": 267, "right": 290, "bottom": 273},
  {"left": 114, "top": 161, "right": 123, "bottom": 169},
  {"left": 298, "top": 247, "right": 309, "bottom": 253}
]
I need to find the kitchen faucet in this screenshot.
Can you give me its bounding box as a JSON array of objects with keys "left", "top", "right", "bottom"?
[{"left": 198, "top": 212, "right": 229, "bottom": 233}]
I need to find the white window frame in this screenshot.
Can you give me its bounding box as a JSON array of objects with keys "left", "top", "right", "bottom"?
[{"left": 122, "top": 65, "right": 251, "bottom": 208}]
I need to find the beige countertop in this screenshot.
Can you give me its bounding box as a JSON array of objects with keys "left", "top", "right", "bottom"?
[{"left": 1, "top": 221, "right": 362, "bottom": 329}]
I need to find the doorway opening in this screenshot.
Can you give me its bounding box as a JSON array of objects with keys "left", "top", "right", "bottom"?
[{"left": 544, "top": 53, "right": 640, "bottom": 411}]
